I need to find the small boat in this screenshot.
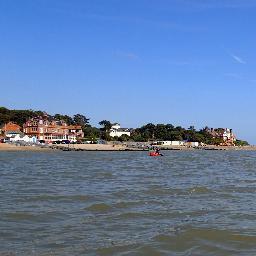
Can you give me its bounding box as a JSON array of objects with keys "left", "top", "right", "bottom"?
[{"left": 149, "top": 151, "right": 163, "bottom": 157}]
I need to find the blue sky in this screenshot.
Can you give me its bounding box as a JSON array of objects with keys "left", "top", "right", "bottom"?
[{"left": 1, "top": 0, "right": 256, "bottom": 143}]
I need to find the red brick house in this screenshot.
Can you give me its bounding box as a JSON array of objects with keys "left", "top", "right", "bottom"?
[{"left": 23, "top": 116, "right": 84, "bottom": 142}]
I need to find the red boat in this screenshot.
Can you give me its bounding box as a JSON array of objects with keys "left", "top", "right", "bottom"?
[{"left": 149, "top": 151, "right": 162, "bottom": 157}]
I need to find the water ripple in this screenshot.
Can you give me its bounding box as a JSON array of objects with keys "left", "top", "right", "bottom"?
[{"left": 1, "top": 150, "right": 256, "bottom": 255}]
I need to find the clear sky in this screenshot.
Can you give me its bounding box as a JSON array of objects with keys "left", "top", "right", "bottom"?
[{"left": 1, "top": 0, "right": 256, "bottom": 143}]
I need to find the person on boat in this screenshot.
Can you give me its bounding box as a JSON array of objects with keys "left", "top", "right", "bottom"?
[{"left": 155, "top": 147, "right": 161, "bottom": 155}]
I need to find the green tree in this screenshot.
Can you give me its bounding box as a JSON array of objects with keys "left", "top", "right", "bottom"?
[
  {"left": 166, "top": 124, "right": 174, "bottom": 131},
  {"left": 155, "top": 124, "right": 167, "bottom": 140},
  {"left": 168, "top": 131, "right": 183, "bottom": 141},
  {"left": 73, "top": 114, "right": 90, "bottom": 126},
  {"left": 98, "top": 120, "right": 113, "bottom": 141},
  {"left": 139, "top": 123, "right": 156, "bottom": 141},
  {"left": 83, "top": 125, "right": 100, "bottom": 140},
  {"left": 188, "top": 125, "right": 196, "bottom": 132},
  {"left": 212, "top": 137, "right": 223, "bottom": 145},
  {"left": 130, "top": 129, "right": 144, "bottom": 142},
  {"left": 100, "top": 132, "right": 112, "bottom": 141},
  {"left": 235, "top": 140, "right": 249, "bottom": 146},
  {"left": 198, "top": 127, "right": 214, "bottom": 144},
  {"left": 54, "top": 114, "right": 74, "bottom": 125},
  {"left": 99, "top": 120, "right": 112, "bottom": 131},
  {"left": 118, "top": 134, "right": 130, "bottom": 142}
]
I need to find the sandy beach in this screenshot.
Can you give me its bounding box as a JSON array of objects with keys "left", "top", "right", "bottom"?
[
  {"left": 0, "top": 143, "right": 52, "bottom": 151},
  {"left": 0, "top": 143, "right": 129, "bottom": 151},
  {"left": 1, "top": 142, "right": 256, "bottom": 152},
  {"left": 158, "top": 145, "right": 256, "bottom": 151},
  {"left": 58, "top": 143, "right": 130, "bottom": 151}
]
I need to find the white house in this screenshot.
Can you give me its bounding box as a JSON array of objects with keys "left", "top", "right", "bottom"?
[
  {"left": 222, "top": 128, "right": 236, "bottom": 142},
  {"left": 10, "top": 134, "right": 37, "bottom": 143},
  {"left": 109, "top": 123, "right": 131, "bottom": 138}
]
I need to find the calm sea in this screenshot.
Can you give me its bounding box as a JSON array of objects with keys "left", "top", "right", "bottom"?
[{"left": 1, "top": 151, "right": 256, "bottom": 255}]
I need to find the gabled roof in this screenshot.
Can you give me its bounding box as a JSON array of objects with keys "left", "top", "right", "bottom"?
[{"left": 2, "top": 122, "right": 21, "bottom": 132}]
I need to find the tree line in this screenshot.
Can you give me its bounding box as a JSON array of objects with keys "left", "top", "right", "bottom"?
[
  {"left": 94, "top": 120, "right": 249, "bottom": 146},
  {"left": 0, "top": 107, "right": 249, "bottom": 145},
  {"left": 0, "top": 107, "right": 89, "bottom": 127}
]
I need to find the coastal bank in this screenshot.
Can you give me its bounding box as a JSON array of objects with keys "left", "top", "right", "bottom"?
[{"left": 1, "top": 143, "right": 256, "bottom": 152}]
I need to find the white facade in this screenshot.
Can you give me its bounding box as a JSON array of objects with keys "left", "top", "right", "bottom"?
[
  {"left": 109, "top": 123, "right": 131, "bottom": 138},
  {"left": 10, "top": 134, "right": 37, "bottom": 143},
  {"left": 157, "top": 141, "right": 184, "bottom": 146},
  {"left": 156, "top": 141, "right": 199, "bottom": 147},
  {"left": 5, "top": 132, "right": 22, "bottom": 138},
  {"left": 111, "top": 124, "right": 121, "bottom": 130},
  {"left": 109, "top": 130, "right": 131, "bottom": 137},
  {"left": 68, "top": 134, "right": 77, "bottom": 142},
  {"left": 186, "top": 141, "right": 199, "bottom": 147},
  {"left": 223, "top": 128, "right": 235, "bottom": 141}
]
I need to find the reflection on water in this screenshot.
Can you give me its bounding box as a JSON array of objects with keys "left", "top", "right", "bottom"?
[{"left": 1, "top": 151, "right": 256, "bottom": 255}]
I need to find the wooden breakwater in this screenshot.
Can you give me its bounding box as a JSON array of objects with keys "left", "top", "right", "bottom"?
[
  {"left": 51, "top": 145, "right": 227, "bottom": 152},
  {"left": 50, "top": 144, "right": 256, "bottom": 152},
  {"left": 50, "top": 145, "right": 147, "bottom": 152}
]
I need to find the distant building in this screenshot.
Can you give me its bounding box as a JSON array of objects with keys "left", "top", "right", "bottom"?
[
  {"left": 109, "top": 123, "right": 131, "bottom": 137},
  {"left": 23, "top": 116, "right": 84, "bottom": 142},
  {"left": 155, "top": 141, "right": 185, "bottom": 146},
  {"left": 207, "top": 128, "right": 236, "bottom": 146},
  {"left": 186, "top": 141, "right": 199, "bottom": 147},
  {"left": 0, "top": 122, "right": 22, "bottom": 138},
  {"left": 155, "top": 141, "right": 199, "bottom": 147}
]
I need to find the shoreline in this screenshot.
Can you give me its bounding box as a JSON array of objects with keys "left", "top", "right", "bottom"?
[
  {"left": 0, "top": 143, "right": 52, "bottom": 152},
  {"left": 1, "top": 143, "right": 256, "bottom": 152}
]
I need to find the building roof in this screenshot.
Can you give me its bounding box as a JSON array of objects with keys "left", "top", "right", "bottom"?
[
  {"left": 1, "top": 122, "right": 21, "bottom": 132},
  {"left": 111, "top": 128, "right": 130, "bottom": 132},
  {"left": 117, "top": 128, "right": 130, "bottom": 132}
]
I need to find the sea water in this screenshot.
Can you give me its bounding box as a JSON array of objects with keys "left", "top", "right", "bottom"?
[{"left": 1, "top": 150, "right": 256, "bottom": 255}]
